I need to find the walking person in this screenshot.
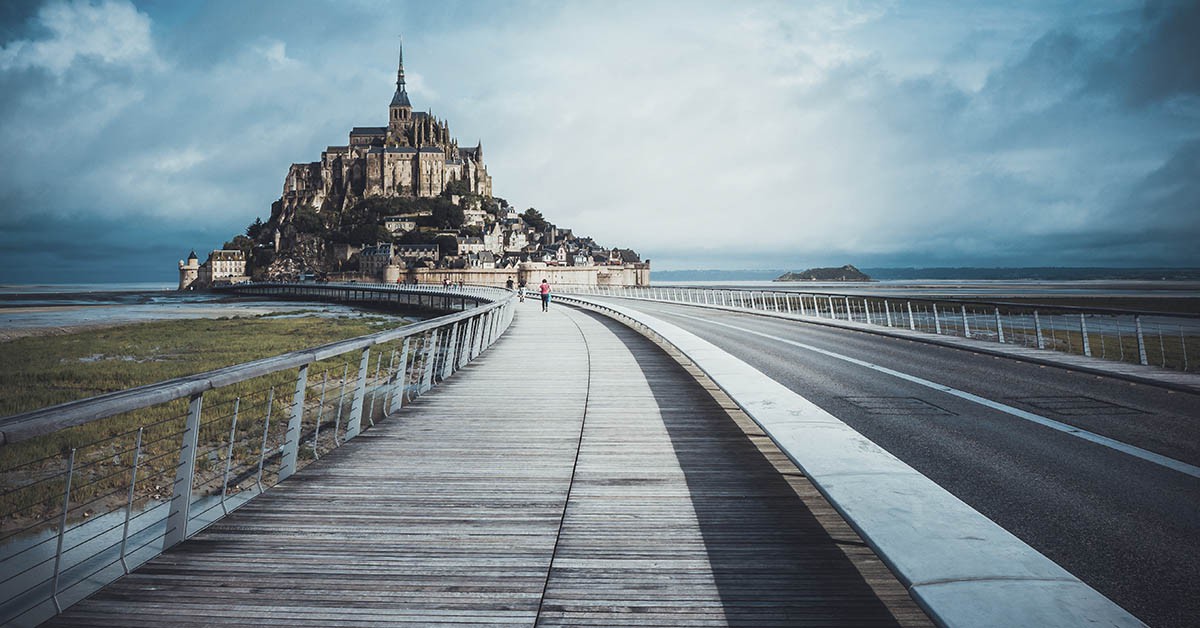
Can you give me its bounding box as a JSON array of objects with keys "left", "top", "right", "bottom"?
[
  {"left": 539, "top": 278, "right": 551, "bottom": 312},
  {"left": 518, "top": 279, "right": 526, "bottom": 303}
]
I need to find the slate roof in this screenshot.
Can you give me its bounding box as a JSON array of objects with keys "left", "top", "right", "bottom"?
[
  {"left": 390, "top": 90, "right": 411, "bottom": 107},
  {"left": 350, "top": 127, "right": 387, "bottom": 135}
]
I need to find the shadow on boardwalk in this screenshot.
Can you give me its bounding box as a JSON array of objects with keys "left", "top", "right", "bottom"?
[{"left": 578, "top": 311, "right": 929, "bottom": 626}]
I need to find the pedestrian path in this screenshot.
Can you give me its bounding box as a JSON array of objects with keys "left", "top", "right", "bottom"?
[{"left": 46, "top": 301, "right": 930, "bottom": 627}]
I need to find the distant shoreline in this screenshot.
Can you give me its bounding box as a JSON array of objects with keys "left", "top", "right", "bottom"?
[{"left": 654, "top": 268, "right": 1200, "bottom": 282}]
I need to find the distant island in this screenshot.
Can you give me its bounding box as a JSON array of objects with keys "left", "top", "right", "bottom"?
[{"left": 776, "top": 265, "right": 872, "bottom": 282}]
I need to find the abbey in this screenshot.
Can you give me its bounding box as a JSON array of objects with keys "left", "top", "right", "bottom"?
[{"left": 280, "top": 43, "right": 492, "bottom": 214}]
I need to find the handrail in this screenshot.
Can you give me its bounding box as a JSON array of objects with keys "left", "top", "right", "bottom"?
[
  {"left": 648, "top": 285, "right": 1200, "bottom": 319},
  {"left": 0, "top": 285, "right": 510, "bottom": 446},
  {"left": 564, "top": 285, "right": 1199, "bottom": 373},
  {"left": 556, "top": 293, "right": 1146, "bottom": 628}
]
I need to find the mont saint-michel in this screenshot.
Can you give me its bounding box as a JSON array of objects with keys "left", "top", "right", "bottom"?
[{"left": 179, "top": 43, "right": 648, "bottom": 290}]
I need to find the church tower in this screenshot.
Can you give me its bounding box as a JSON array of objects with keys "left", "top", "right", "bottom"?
[{"left": 388, "top": 40, "right": 412, "bottom": 137}]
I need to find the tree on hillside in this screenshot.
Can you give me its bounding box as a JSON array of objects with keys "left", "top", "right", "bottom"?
[
  {"left": 292, "top": 207, "right": 324, "bottom": 235},
  {"left": 435, "top": 234, "right": 459, "bottom": 258},
  {"left": 522, "top": 208, "right": 549, "bottom": 232},
  {"left": 223, "top": 235, "right": 253, "bottom": 256},
  {"left": 347, "top": 224, "right": 392, "bottom": 246},
  {"left": 430, "top": 203, "right": 465, "bottom": 230},
  {"left": 246, "top": 217, "right": 265, "bottom": 239},
  {"left": 442, "top": 177, "right": 471, "bottom": 196}
]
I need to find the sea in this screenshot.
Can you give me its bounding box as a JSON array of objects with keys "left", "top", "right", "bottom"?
[{"left": 0, "top": 282, "right": 414, "bottom": 338}]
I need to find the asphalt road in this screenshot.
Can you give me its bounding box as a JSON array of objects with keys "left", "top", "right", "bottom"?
[{"left": 598, "top": 298, "right": 1200, "bottom": 628}]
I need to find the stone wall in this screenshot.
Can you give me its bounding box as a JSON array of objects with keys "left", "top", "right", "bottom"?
[{"left": 407, "top": 263, "right": 649, "bottom": 288}]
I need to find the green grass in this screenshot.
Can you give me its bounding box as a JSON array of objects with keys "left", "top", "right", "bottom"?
[
  {"left": 0, "top": 315, "right": 410, "bottom": 536},
  {"left": 0, "top": 315, "right": 403, "bottom": 418}
]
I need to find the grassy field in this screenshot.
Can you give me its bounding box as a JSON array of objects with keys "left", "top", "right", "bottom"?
[
  {"left": 0, "top": 314, "right": 404, "bottom": 418},
  {"left": 0, "top": 314, "right": 410, "bottom": 537}
]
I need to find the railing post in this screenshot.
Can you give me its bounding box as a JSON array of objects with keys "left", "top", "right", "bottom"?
[
  {"left": 422, "top": 330, "right": 439, "bottom": 392},
  {"left": 458, "top": 319, "right": 473, "bottom": 367},
  {"left": 120, "top": 427, "right": 144, "bottom": 573},
  {"left": 1079, "top": 313, "right": 1091, "bottom": 357},
  {"left": 1034, "top": 311, "right": 1045, "bottom": 349},
  {"left": 312, "top": 375, "right": 325, "bottom": 456},
  {"left": 864, "top": 299, "right": 872, "bottom": 325},
  {"left": 1135, "top": 315, "right": 1148, "bottom": 365},
  {"left": 995, "top": 308, "right": 1005, "bottom": 344},
  {"left": 345, "top": 347, "right": 371, "bottom": 440},
  {"left": 907, "top": 301, "right": 915, "bottom": 330},
  {"left": 932, "top": 304, "right": 942, "bottom": 334},
  {"left": 389, "top": 337, "right": 410, "bottom": 415},
  {"left": 961, "top": 306, "right": 971, "bottom": 338},
  {"left": 442, "top": 323, "right": 459, "bottom": 380},
  {"left": 798, "top": 294, "right": 807, "bottom": 316},
  {"left": 476, "top": 312, "right": 490, "bottom": 352},
  {"left": 255, "top": 388, "right": 274, "bottom": 490},
  {"left": 165, "top": 392, "right": 204, "bottom": 549},
  {"left": 221, "top": 400, "right": 239, "bottom": 510},
  {"left": 335, "top": 364, "right": 348, "bottom": 442},
  {"left": 844, "top": 297, "right": 852, "bottom": 321},
  {"left": 279, "top": 364, "right": 309, "bottom": 481},
  {"left": 471, "top": 314, "right": 484, "bottom": 359},
  {"left": 485, "top": 310, "right": 497, "bottom": 347},
  {"left": 772, "top": 293, "right": 780, "bottom": 311},
  {"left": 884, "top": 301, "right": 893, "bottom": 327},
  {"left": 51, "top": 447, "right": 76, "bottom": 613}
]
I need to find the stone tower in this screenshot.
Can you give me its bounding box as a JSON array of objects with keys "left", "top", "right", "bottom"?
[
  {"left": 178, "top": 250, "right": 199, "bottom": 290},
  {"left": 388, "top": 40, "right": 412, "bottom": 137}
]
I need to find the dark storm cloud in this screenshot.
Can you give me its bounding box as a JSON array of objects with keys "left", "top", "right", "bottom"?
[
  {"left": 0, "top": 212, "right": 235, "bottom": 283},
  {"left": 1090, "top": 0, "right": 1200, "bottom": 107}
]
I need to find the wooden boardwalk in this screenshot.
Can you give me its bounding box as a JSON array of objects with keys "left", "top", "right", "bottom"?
[{"left": 47, "top": 302, "right": 931, "bottom": 627}]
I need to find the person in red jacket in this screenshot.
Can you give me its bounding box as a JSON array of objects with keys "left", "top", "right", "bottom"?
[{"left": 539, "top": 279, "right": 551, "bottom": 312}]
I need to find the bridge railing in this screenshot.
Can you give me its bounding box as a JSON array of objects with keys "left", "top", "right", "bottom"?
[
  {"left": 0, "top": 285, "right": 515, "bottom": 627},
  {"left": 567, "top": 285, "right": 1200, "bottom": 372}
]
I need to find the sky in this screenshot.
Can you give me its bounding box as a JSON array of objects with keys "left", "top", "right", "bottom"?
[{"left": 0, "top": 0, "right": 1197, "bottom": 282}]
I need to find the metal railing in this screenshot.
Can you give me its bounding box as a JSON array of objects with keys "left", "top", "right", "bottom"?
[
  {"left": 0, "top": 285, "right": 515, "bottom": 627},
  {"left": 564, "top": 285, "right": 1200, "bottom": 373}
]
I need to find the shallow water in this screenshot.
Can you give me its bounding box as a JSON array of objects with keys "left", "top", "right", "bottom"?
[{"left": 0, "top": 286, "right": 413, "bottom": 334}]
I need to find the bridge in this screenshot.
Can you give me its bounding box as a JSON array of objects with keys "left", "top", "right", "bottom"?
[{"left": 2, "top": 283, "right": 1197, "bottom": 627}]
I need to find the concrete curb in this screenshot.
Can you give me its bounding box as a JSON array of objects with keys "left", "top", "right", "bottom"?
[{"left": 561, "top": 295, "right": 1147, "bottom": 628}]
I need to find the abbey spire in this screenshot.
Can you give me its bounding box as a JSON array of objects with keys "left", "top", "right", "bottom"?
[{"left": 388, "top": 39, "right": 412, "bottom": 133}]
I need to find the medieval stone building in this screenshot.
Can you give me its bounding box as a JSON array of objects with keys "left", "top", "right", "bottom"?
[{"left": 280, "top": 43, "right": 492, "bottom": 215}]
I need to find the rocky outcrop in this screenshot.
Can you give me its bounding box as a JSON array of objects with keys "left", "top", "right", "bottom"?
[{"left": 775, "top": 265, "right": 872, "bottom": 282}]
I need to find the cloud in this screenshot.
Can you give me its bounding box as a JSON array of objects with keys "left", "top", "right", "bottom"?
[
  {"left": 0, "top": 0, "right": 161, "bottom": 75},
  {"left": 1090, "top": 0, "right": 1200, "bottom": 107}
]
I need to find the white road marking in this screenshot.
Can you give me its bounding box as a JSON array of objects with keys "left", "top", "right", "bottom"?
[{"left": 667, "top": 310, "right": 1200, "bottom": 480}]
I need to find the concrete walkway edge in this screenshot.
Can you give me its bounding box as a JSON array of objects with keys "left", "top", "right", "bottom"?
[{"left": 559, "top": 295, "right": 1148, "bottom": 628}]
